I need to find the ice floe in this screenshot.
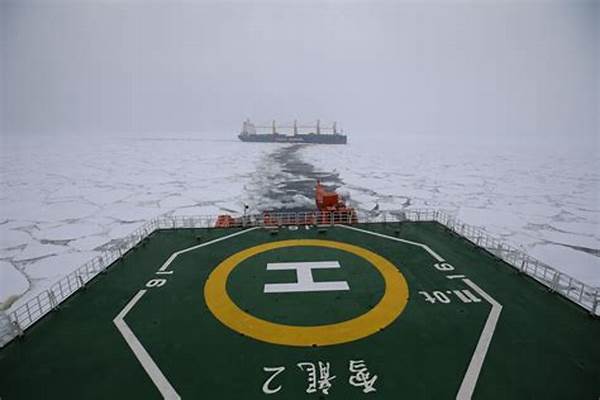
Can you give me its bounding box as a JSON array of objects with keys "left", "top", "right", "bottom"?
[
  {"left": 1, "top": 132, "right": 598, "bottom": 313},
  {"left": 300, "top": 135, "right": 600, "bottom": 286},
  {"left": 0, "top": 261, "right": 29, "bottom": 310}
]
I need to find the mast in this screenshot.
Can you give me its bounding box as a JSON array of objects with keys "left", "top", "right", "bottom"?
[
  {"left": 316, "top": 119, "right": 321, "bottom": 135},
  {"left": 294, "top": 120, "right": 298, "bottom": 136},
  {"left": 272, "top": 120, "right": 276, "bottom": 135},
  {"left": 333, "top": 121, "right": 337, "bottom": 135}
]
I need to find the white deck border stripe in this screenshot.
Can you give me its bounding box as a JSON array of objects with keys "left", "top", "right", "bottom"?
[
  {"left": 457, "top": 279, "right": 502, "bottom": 400},
  {"left": 116, "top": 224, "right": 501, "bottom": 398},
  {"left": 113, "top": 290, "right": 181, "bottom": 400},
  {"left": 158, "top": 227, "right": 260, "bottom": 271},
  {"left": 337, "top": 224, "right": 501, "bottom": 400},
  {"left": 337, "top": 224, "right": 445, "bottom": 261},
  {"left": 115, "top": 227, "right": 259, "bottom": 398}
]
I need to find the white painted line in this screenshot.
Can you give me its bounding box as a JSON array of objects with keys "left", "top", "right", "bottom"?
[
  {"left": 266, "top": 261, "right": 342, "bottom": 270},
  {"left": 446, "top": 274, "right": 467, "bottom": 280},
  {"left": 453, "top": 290, "right": 472, "bottom": 303},
  {"left": 264, "top": 261, "right": 350, "bottom": 293},
  {"left": 114, "top": 290, "right": 181, "bottom": 399},
  {"left": 337, "top": 224, "right": 445, "bottom": 262},
  {"left": 114, "top": 227, "right": 260, "bottom": 398},
  {"left": 456, "top": 279, "right": 502, "bottom": 400},
  {"left": 462, "top": 289, "right": 482, "bottom": 303},
  {"left": 336, "top": 224, "right": 500, "bottom": 398},
  {"left": 265, "top": 281, "right": 350, "bottom": 293},
  {"left": 158, "top": 227, "right": 260, "bottom": 271}
]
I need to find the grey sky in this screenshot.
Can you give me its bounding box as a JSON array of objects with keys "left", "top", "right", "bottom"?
[{"left": 1, "top": 0, "right": 598, "bottom": 140}]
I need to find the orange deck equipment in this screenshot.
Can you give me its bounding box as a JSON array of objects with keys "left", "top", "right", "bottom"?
[
  {"left": 215, "top": 181, "right": 357, "bottom": 227},
  {"left": 314, "top": 180, "right": 357, "bottom": 224},
  {"left": 316, "top": 180, "right": 343, "bottom": 211}
]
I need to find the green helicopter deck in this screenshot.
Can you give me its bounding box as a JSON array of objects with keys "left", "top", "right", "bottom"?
[{"left": 0, "top": 222, "right": 598, "bottom": 399}]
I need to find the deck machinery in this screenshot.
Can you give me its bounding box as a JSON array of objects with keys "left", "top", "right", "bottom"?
[
  {"left": 216, "top": 181, "right": 357, "bottom": 228},
  {"left": 0, "top": 183, "right": 598, "bottom": 399}
]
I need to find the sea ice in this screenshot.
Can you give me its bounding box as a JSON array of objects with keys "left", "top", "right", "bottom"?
[
  {"left": 97, "top": 203, "right": 161, "bottom": 223},
  {"left": 12, "top": 242, "right": 65, "bottom": 262},
  {"left": 0, "top": 228, "right": 31, "bottom": 249},
  {"left": 23, "top": 251, "right": 99, "bottom": 282},
  {"left": 1, "top": 133, "right": 598, "bottom": 317},
  {"left": 0, "top": 261, "right": 29, "bottom": 309},
  {"left": 300, "top": 135, "right": 600, "bottom": 286},
  {"left": 528, "top": 244, "right": 600, "bottom": 287},
  {"left": 170, "top": 205, "right": 222, "bottom": 217},
  {"left": 159, "top": 195, "right": 197, "bottom": 209},
  {"left": 32, "top": 222, "right": 105, "bottom": 242},
  {"left": 68, "top": 235, "right": 112, "bottom": 252},
  {"left": 107, "top": 222, "right": 147, "bottom": 240}
]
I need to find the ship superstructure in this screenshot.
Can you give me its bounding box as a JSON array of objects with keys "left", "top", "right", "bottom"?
[{"left": 239, "top": 119, "right": 347, "bottom": 144}]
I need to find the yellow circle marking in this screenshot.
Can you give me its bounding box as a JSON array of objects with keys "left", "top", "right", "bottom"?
[{"left": 204, "top": 239, "right": 409, "bottom": 347}]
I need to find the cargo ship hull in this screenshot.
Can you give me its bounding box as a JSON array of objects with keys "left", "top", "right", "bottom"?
[{"left": 239, "top": 133, "right": 347, "bottom": 144}]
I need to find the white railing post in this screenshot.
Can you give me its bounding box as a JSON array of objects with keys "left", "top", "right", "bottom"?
[
  {"left": 551, "top": 272, "right": 560, "bottom": 292},
  {"left": 48, "top": 290, "right": 58, "bottom": 310},
  {"left": 25, "top": 303, "right": 31, "bottom": 324},
  {"left": 588, "top": 292, "right": 598, "bottom": 316},
  {"left": 591, "top": 291, "right": 599, "bottom": 316},
  {"left": 12, "top": 320, "right": 23, "bottom": 338}
]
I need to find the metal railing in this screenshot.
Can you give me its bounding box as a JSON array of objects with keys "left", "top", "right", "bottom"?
[
  {"left": 366, "top": 209, "right": 599, "bottom": 315},
  {"left": 1, "top": 209, "right": 598, "bottom": 348}
]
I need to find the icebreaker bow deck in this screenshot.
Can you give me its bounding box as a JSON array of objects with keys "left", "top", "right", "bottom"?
[{"left": 0, "top": 184, "right": 598, "bottom": 399}]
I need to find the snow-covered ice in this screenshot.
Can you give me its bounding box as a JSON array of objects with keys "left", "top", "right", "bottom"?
[
  {"left": 300, "top": 135, "right": 600, "bottom": 287},
  {"left": 0, "top": 133, "right": 598, "bottom": 314},
  {"left": 0, "top": 134, "right": 274, "bottom": 311},
  {"left": 0, "top": 261, "right": 29, "bottom": 309}
]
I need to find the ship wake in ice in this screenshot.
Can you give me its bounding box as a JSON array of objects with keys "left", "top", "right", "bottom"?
[{"left": 0, "top": 134, "right": 598, "bottom": 314}]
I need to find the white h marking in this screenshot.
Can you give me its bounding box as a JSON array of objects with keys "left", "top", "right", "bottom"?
[{"left": 263, "top": 261, "right": 350, "bottom": 293}]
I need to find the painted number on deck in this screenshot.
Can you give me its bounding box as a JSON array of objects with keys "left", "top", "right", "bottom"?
[
  {"left": 145, "top": 270, "right": 174, "bottom": 288},
  {"left": 262, "top": 359, "right": 378, "bottom": 395},
  {"left": 434, "top": 262, "right": 455, "bottom": 271},
  {"left": 418, "top": 290, "right": 481, "bottom": 304}
]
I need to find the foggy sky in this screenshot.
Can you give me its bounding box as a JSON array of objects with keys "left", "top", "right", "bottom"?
[{"left": 1, "top": 0, "right": 598, "bottom": 140}]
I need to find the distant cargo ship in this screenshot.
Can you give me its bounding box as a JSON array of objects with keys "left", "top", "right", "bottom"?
[{"left": 238, "top": 119, "right": 347, "bottom": 144}]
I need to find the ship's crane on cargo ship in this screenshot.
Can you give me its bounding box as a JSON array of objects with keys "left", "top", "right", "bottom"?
[
  {"left": 243, "top": 120, "right": 338, "bottom": 133},
  {"left": 239, "top": 119, "right": 346, "bottom": 144}
]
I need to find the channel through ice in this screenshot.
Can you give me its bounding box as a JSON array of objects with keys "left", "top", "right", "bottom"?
[{"left": 0, "top": 133, "right": 598, "bottom": 316}]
